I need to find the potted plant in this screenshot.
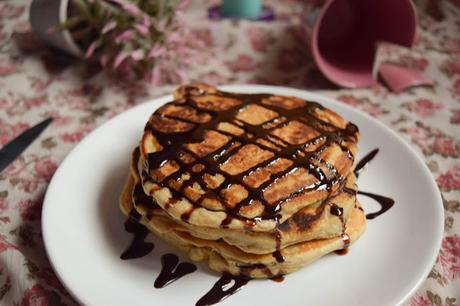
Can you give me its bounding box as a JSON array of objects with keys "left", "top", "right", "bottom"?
[{"left": 30, "top": 0, "right": 186, "bottom": 78}]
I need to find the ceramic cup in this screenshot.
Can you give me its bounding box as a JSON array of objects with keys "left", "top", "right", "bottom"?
[
  {"left": 308, "top": 0, "right": 417, "bottom": 88},
  {"left": 29, "top": 0, "right": 83, "bottom": 57}
]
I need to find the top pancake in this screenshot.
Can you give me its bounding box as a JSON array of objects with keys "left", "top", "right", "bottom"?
[{"left": 139, "top": 83, "right": 359, "bottom": 232}]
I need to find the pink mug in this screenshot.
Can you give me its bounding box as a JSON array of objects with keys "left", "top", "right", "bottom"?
[{"left": 308, "top": 0, "right": 417, "bottom": 88}]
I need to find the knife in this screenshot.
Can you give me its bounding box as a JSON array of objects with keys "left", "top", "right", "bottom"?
[{"left": 0, "top": 117, "right": 53, "bottom": 173}]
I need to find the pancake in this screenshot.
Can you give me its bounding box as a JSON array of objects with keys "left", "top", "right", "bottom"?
[
  {"left": 119, "top": 83, "right": 365, "bottom": 279},
  {"left": 128, "top": 148, "right": 358, "bottom": 254},
  {"left": 119, "top": 175, "right": 366, "bottom": 278},
  {"left": 137, "top": 83, "right": 359, "bottom": 232}
]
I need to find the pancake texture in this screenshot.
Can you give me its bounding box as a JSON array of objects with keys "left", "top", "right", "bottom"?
[{"left": 119, "top": 84, "right": 366, "bottom": 278}]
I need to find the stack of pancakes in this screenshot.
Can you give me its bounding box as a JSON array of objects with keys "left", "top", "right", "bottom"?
[{"left": 119, "top": 84, "right": 366, "bottom": 278}]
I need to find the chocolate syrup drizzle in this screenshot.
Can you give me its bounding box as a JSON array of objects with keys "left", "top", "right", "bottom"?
[
  {"left": 353, "top": 149, "right": 395, "bottom": 220},
  {"left": 354, "top": 148, "right": 379, "bottom": 178},
  {"left": 120, "top": 86, "right": 396, "bottom": 306},
  {"left": 329, "top": 203, "right": 343, "bottom": 217},
  {"left": 142, "top": 86, "right": 358, "bottom": 263},
  {"left": 143, "top": 86, "right": 358, "bottom": 225},
  {"left": 272, "top": 229, "right": 285, "bottom": 263},
  {"left": 272, "top": 250, "right": 285, "bottom": 263},
  {"left": 120, "top": 210, "right": 154, "bottom": 260},
  {"left": 358, "top": 191, "right": 395, "bottom": 220},
  {"left": 154, "top": 253, "right": 197, "bottom": 288},
  {"left": 329, "top": 202, "right": 350, "bottom": 255},
  {"left": 196, "top": 272, "right": 251, "bottom": 306}
]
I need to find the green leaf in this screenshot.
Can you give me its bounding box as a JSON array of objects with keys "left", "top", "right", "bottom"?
[
  {"left": 91, "top": 106, "right": 108, "bottom": 117},
  {"left": 73, "top": 0, "right": 93, "bottom": 21},
  {"left": 55, "top": 15, "right": 85, "bottom": 31},
  {"left": 446, "top": 297, "right": 456, "bottom": 306},
  {"left": 9, "top": 177, "right": 19, "bottom": 186},
  {"left": 427, "top": 290, "right": 435, "bottom": 302},
  {"left": 434, "top": 294, "right": 442, "bottom": 306},
  {"left": 41, "top": 137, "right": 57, "bottom": 149}
]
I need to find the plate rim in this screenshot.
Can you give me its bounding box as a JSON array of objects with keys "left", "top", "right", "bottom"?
[{"left": 42, "top": 84, "right": 444, "bottom": 306}]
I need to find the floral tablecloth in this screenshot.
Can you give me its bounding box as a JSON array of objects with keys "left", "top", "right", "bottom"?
[{"left": 0, "top": 0, "right": 459, "bottom": 305}]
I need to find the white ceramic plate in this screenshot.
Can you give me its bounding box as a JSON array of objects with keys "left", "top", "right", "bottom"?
[{"left": 43, "top": 85, "right": 443, "bottom": 306}]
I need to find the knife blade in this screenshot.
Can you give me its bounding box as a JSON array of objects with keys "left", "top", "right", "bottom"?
[{"left": 0, "top": 117, "right": 53, "bottom": 173}]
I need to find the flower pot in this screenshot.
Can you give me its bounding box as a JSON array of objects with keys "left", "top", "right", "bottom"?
[{"left": 29, "top": 0, "right": 83, "bottom": 57}]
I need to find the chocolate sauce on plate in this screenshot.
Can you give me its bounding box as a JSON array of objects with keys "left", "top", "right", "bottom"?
[
  {"left": 354, "top": 148, "right": 379, "bottom": 178},
  {"left": 196, "top": 273, "right": 251, "bottom": 306},
  {"left": 354, "top": 148, "right": 395, "bottom": 220},
  {"left": 154, "top": 254, "right": 197, "bottom": 288},
  {"left": 358, "top": 191, "right": 395, "bottom": 220},
  {"left": 120, "top": 211, "right": 154, "bottom": 260}
]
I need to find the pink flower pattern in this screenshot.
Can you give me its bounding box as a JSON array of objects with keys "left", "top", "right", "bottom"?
[
  {"left": 337, "top": 95, "right": 388, "bottom": 117},
  {"left": 431, "top": 135, "right": 459, "bottom": 157},
  {"left": 0, "top": 0, "right": 459, "bottom": 304},
  {"left": 0, "top": 120, "right": 30, "bottom": 146},
  {"left": 0, "top": 3, "right": 25, "bottom": 19},
  {"left": 20, "top": 285, "right": 48, "bottom": 306},
  {"left": 0, "top": 58, "right": 19, "bottom": 76},
  {"left": 402, "top": 122, "right": 459, "bottom": 158},
  {"left": 404, "top": 99, "right": 444, "bottom": 118},
  {"left": 34, "top": 159, "right": 57, "bottom": 180},
  {"left": 437, "top": 164, "right": 460, "bottom": 192},
  {"left": 225, "top": 54, "right": 259, "bottom": 72},
  {"left": 59, "top": 125, "right": 94, "bottom": 143},
  {"left": 0, "top": 197, "right": 8, "bottom": 214},
  {"left": 397, "top": 54, "right": 429, "bottom": 71},
  {"left": 442, "top": 59, "right": 460, "bottom": 76},
  {"left": 247, "top": 26, "right": 270, "bottom": 53},
  {"left": 0, "top": 234, "right": 16, "bottom": 252},
  {"left": 439, "top": 235, "right": 460, "bottom": 280},
  {"left": 409, "top": 293, "right": 430, "bottom": 306}
]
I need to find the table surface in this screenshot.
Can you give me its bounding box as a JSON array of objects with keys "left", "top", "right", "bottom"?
[{"left": 0, "top": 0, "right": 459, "bottom": 305}]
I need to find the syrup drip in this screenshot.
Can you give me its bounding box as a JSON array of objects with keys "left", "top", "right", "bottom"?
[
  {"left": 329, "top": 202, "right": 349, "bottom": 255},
  {"left": 120, "top": 210, "right": 154, "bottom": 260},
  {"left": 272, "top": 229, "right": 285, "bottom": 263},
  {"left": 270, "top": 275, "right": 285, "bottom": 282},
  {"left": 353, "top": 148, "right": 395, "bottom": 220},
  {"left": 154, "top": 254, "right": 197, "bottom": 288},
  {"left": 358, "top": 191, "right": 395, "bottom": 220},
  {"left": 272, "top": 250, "right": 285, "bottom": 263},
  {"left": 196, "top": 273, "right": 251, "bottom": 306},
  {"left": 329, "top": 203, "right": 343, "bottom": 216},
  {"left": 354, "top": 148, "right": 379, "bottom": 178}
]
